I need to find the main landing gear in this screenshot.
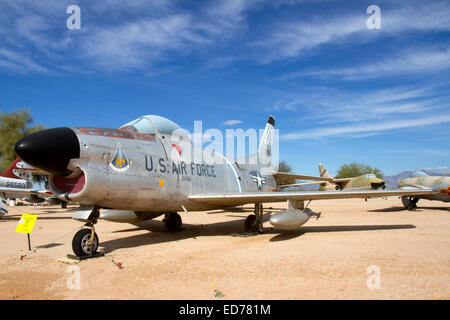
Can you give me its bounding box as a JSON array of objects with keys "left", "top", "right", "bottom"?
[
  {"left": 164, "top": 212, "right": 182, "bottom": 231},
  {"left": 72, "top": 207, "right": 100, "bottom": 257},
  {"left": 402, "top": 196, "right": 419, "bottom": 211},
  {"left": 244, "top": 203, "right": 264, "bottom": 234}
]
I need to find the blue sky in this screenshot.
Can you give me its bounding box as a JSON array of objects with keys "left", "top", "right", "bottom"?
[{"left": 0, "top": 0, "right": 449, "bottom": 176}]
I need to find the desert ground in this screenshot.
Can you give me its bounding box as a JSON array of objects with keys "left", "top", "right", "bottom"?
[{"left": 0, "top": 197, "right": 448, "bottom": 300}]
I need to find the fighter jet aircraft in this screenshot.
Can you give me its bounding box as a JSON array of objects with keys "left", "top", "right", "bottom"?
[
  {"left": 317, "top": 163, "right": 385, "bottom": 191},
  {"left": 7, "top": 115, "right": 435, "bottom": 256},
  {"left": 398, "top": 171, "right": 450, "bottom": 210},
  {"left": 277, "top": 163, "right": 385, "bottom": 191}
]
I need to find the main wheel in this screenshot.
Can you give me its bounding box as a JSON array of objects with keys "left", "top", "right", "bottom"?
[
  {"left": 402, "top": 196, "right": 419, "bottom": 210},
  {"left": 72, "top": 228, "right": 99, "bottom": 257},
  {"left": 165, "top": 213, "right": 182, "bottom": 231},
  {"left": 244, "top": 214, "right": 257, "bottom": 233}
]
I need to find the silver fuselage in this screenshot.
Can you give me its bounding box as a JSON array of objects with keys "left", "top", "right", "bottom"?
[{"left": 49, "top": 127, "right": 276, "bottom": 214}]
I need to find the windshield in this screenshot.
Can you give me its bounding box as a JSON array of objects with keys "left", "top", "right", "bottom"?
[{"left": 121, "top": 115, "right": 181, "bottom": 135}]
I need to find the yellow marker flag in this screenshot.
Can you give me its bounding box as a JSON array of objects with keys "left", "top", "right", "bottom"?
[{"left": 15, "top": 214, "right": 38, "bottom": 234}]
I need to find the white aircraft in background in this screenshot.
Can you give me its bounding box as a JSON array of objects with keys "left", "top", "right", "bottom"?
[{"left": 0, "top": 158, "right": 65, "bottom": 218}]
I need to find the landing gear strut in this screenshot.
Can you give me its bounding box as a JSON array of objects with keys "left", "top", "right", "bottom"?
[
  {"left": 164, "top": 212, "right": 182, "bottom": 231},
  {"left": 72, "top": 207, "right": 100, "bottom": 257},
  {"left": 402, "top": 196, "right": 419, "bottom": 211},
  {"left": 244, "top": 203, "right": 263, "bottom": 234}
]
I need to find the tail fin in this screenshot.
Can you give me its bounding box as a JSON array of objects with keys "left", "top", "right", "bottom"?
[
  {"left": 258, "top": 115, "right": 276, "bottom": 169},
  {"left": 1, "top": 158, "right": 22, "bottom": 179},
  {"left": 318, "top": 163, "right": 333, "bottom": 179},
  {"left": 0, "top": 157, "right": 33, "bottom": 180}
]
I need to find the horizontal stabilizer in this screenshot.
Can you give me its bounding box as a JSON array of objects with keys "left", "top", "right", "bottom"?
[{"left": 273, "top": 172, "right": 333, "bottom": 182}]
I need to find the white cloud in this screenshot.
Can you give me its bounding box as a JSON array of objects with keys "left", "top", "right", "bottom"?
[
  {"left": 281, "top": 115, "right": 450, "bottom": 141},
  {"left": 266, "top": 84, "right": 448, "bottom": 123},
  {"left": 257, "top": 1, "right": 450, "bottom": 63},
  {"left": 0, "top": 48, "right": 52, "bottom": 74},
  {"left": 221, "top": 120, "right": 243, "bottom": 126},
  {"left": 281, "top": 48, "right": 450, "bottom": 80},
  {"left": 81, "top": 14, "right": 211, "bottom": 70}
]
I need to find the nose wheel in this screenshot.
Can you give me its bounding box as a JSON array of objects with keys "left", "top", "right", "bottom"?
[
  {"left": 71, "top": 206, "right": 101, "bottom": 258},
  {"left": 72, "top": 228, "right": 99, "bottom": 257}
]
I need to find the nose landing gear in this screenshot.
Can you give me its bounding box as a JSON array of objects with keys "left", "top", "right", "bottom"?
[{"left": 71, "top": 206, "right": 101, "bottom": 258}]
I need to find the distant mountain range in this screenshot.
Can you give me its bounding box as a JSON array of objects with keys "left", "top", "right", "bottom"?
[{"left": 384, "top": 167, "right": 450, "bottom": 189}]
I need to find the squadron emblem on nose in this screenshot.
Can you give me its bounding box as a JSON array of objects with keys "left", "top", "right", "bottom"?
[{"left": 110, "top": 143, "right": 130, "bottom": 171}]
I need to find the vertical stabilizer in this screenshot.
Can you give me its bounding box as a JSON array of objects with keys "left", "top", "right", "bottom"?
[
  {"left": 0, "top": 157, "right": 33, "bottom": 180},
  {"left": 0, "top": 158, "right": 21, "bottom": 179},
  {"left": 318, "top": 163, "right": 333, "bottom": 179},
  {"left": 258, "top": 115, "right": 275, "bottom": 169}
]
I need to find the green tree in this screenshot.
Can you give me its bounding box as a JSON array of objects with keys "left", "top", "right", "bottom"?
[
  {"left": 335, "top": 162, "right": 384, "bottom": 179},
  {"left": 0, "top": 109, "right": 44, "bottom": 171},
  {"left": 275, "top": 160, "right": 297, "bottom": 185}
]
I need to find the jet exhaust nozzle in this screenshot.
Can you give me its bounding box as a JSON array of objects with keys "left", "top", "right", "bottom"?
[
  {"left": 14, "top": 127, "right": 80, "bottom": 176},
  {"left": 269, "top": 208, "right": 313, "bottom": 229}
]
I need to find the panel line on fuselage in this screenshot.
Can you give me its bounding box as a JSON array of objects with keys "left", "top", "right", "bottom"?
[{"left": 217, "top": 153, "right": 242, "bottom": 193}]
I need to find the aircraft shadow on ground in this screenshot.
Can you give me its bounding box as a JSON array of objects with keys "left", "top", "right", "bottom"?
[
  {"left": 0, "top": 213, "right": 73, "bottom": 221},
  {"left": 99, "top": 211, "right": 416, "bottom": 254},
  {"left": 0, "top": 207, "right": 81, "bottom": 221},
  {"left": 268, "top": 224, "right": 416, "bottom": 242},
  {"left": 369, "top": 206, "right": 449, "bottom": 213}
]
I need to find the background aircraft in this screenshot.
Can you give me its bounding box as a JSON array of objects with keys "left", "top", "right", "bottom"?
[
  {"left": 0, "top": 158, "right": 34, "bottom": 217},
  {"left": 6, "top": 115, "right": 434, "bottom": 256},
  {"left": 317, "top": 163, "right": 385, "bottom": 190},
  {"left": 399, "top": 171, "right": 450, "bottom": 210},
  {"left": 0, "top": 158, "right": 66, "bottom": 218},
  {"left": 278, "top": 163, "right": 385, "bottom": 191}
]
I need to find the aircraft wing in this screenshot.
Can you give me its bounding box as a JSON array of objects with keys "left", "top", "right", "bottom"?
[
  {"left": 0, "top": 187, "right": 53, "bottom": 197},
  {"left": 330, "top": 178, "right": 352, "bottom": 183},
  {"left": 278, "top": 181, "right": 324, "bottom": 187},
  {"left": 189, "top": 189, "right": 436, "bottom": 206},
  {"left": 273, "top": 172, "right": 333, "bottom": 182}
]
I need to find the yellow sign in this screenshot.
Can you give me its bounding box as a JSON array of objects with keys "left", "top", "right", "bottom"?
[{"left": 15, "top": 214, "right": 38, "bottom": 234}]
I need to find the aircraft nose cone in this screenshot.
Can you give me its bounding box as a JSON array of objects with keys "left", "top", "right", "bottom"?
[{"left": 14, "top": 127, "right": 80, "bottom": 176}]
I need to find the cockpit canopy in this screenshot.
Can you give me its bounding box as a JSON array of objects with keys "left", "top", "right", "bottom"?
[
  {"left": 411, "top": 170, "right": 428, "bottom": 178},
  {"left": 364, "top": 174, "right": 377, "bottom": 179},
  {"left": 120, "top": 115, "right": 181, "bottom": 136}
]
